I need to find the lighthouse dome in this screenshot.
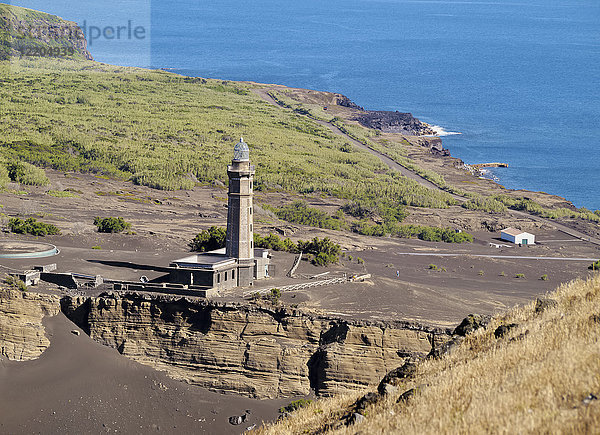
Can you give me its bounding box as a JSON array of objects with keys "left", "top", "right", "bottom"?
[{"left": 233, "top": 137, "right": 250, "bottom": 162}]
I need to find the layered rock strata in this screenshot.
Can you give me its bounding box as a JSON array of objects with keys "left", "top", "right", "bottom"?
[
  {"left": 0, "top": 289, "right": 60, "bottom": 361},
  {"left": 61, "top": 293, "right": 449, "bottom": 399}
]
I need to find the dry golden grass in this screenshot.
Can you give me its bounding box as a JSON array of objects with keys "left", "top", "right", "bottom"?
[{"left": 258, "top": 273, "right": 600, "bottom": 434}]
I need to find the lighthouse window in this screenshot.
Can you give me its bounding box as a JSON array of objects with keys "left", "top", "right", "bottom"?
[
  {"left": 249, "top": 207, "right": 252, "bottom": 215},
  {"left": 225, "top": 271, "right": 228, "bottom": 281},
  {"left": 232, "top": 270, "right": 235, "bottom": 280},
  {"left": 250, "top": 224, "right": 253, "bottom": 232},
  {"left": 217, "top": 274, "right": 221, "bottom": 284}
]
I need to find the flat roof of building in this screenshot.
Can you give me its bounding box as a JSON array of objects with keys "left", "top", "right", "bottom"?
[
  {"left": 170, "top": 251, "right": 236, "bottom": 270},
  {"left": 170, "top": 248, "right": 270, "bottom": 270}
]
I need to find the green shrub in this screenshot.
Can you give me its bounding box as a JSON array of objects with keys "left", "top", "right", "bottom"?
[
  {"left": 429, "top": 264, "right": 438, "bottom": 270},
  {"left": 395, "top": 225, "right": 473, "bottom": 243},
  {"left": 280, "top": 399, "right": 313, "bottom": 413},
  {"left": 515, "top": 273, "right": 526, "bottom": 279},
  {"left": 7, "top": 162, "right": 49, "bottom": 186},
  {"left": 462, "top": 196, "right": 507, "bottom": 213},
  {"left": 589, "top": 261, "right": 600, "bottom": 271},
  {"left": 189, "top": 226, "right": 226, "bottom": 251},
  {"left": 254, "top": 233, "right": 297, "bottom": 253},
  {"left": 541, "top": 274, "right": 549, "bottom": 281},
  {"left": 8, "top": 217, "right": 60, "bottom": 236},
  {"left": 0, "top": 164, "right": 10, "bottom": 188},
  {"left": 493, "top": 195, "right": 600, "bottom": 223},
  {"left": 340, "top": 143, "right": 353, "bottom": 153},
  {"left": 255, "top": 233, "right": 341, "bottom": 266},
  {"left": 342, "top": 201, "right": 376, "bottom": 219},
  {"left": 342, "top": 199, "right": 408, "bottom": 228},
  {"left": 5, "top": 275, "right": 27, "bottom": 291},
  {"left": 351, "top": 220, "right": 387, "bottom": 237},
  {"left": 268, "top": 288, "right": 282, "bottom": 304},
  {"left": 93, "top": 216, "right": 131, "bottom": 233},
  {"left": 273, "top": 201, "right": 345, "bottom": 231},
  {"left": 47, "top": 190, "right": 77, "bottom": 197},
  {"left": 297, "top": 237, "right": 341, "bottom": 266}
]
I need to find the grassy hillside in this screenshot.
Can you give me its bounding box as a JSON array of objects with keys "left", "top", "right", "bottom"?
[
  {"left": 1, "top": 56, "right": 457, "bottom": 215},
  {"left": 258, "top": 273, "right": 600, "bottom": 434},
  {"left": 0, "top": 3, "right": 91, "bottom": 61}
]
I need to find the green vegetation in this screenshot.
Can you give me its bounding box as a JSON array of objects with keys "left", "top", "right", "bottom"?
[
  {"left": 279, "top": 399, "right": 313, "bottom": 414},
  {"left": 0, "top": 58, "right": 457, "bottom": 218},
  {"left": 189, "top": 226, "right": 226, "bottom": 252},
  {"left": 493, "top": 195, "right": 600, "bottom": 223},
  {"left": 93, "top": 216, "right": 131, "bottom": 233},
  {"left": 254, "top": 232, "right": 341, "bottom": 266},
  {"left": 541, "top": 274, "right": 549, "bottom": 281},
  {"left": 462, "top": 196, "right": 507, "bottom": 213},
  {"left": 268, "top": 288, "right": 281, "bottom": 304},
  {"left": 271, "top": 201, "right": 345, "bottom": 230},
  {"left": 254, "top": 233, "right": 297, "bottom": 252},
  {"left": 343, "top": 198, "right": 408, "bottom": 225},
  {"left": 4, "top": 275, "right": 27, "bottom": 291},
  {"left": 589, "top": 261, "right": 600, "bottom": 271},
  {"left": 8, "top": 217, "right": 60, "bottom": 235},
  {"left": 416, "top": 176, "right": 600, "bottom": 224},
  {"left": 91, "top": 245, "right": 101, "bottom": 250},
  {"left": 298, "top": 237, "right": 341, "bottom": 266},
  {"left": 515, "top": 273, "right": 526, "bottom": 279},
  {"left": 0, "top": 163, "right": 10, "bottom": 188},
  {"left": 0, "top": 4, "right": 90, "bottom": 61},
  {"left": 6, "top": 161, "right": 49, "bottom": 185},
  {"left": 329, "top": 117, "right": 468, "bottom": 197},
  {"left": 350, "top": 220, "right": 474, "bottom": 243},
  {"left": 47, "top": 189, "right": 77, "bottom": 197}
]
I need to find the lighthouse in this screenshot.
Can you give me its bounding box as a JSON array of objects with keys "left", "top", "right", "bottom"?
[{"left": 226, "top": 138, "right": 255, "bottom": 286}]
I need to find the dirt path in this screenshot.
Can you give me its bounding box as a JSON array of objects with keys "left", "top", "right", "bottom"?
[{"left": 253, "top": 88, "right": 600, "bottom": 247}]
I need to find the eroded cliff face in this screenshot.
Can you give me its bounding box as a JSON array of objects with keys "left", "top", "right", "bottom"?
[
  {"left": 0, "top": 289, "right": 60, "bottom": 361},
  {"left": 0, "top": 4, "right": 93, "bottom": 61},
  {"left": 61, "top": 293, "right": 448, "bottom": 399}
]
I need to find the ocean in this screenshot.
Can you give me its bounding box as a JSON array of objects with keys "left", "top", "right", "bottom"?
[{"left": 9, "top": 0, "right": 600, "bottom": 210}]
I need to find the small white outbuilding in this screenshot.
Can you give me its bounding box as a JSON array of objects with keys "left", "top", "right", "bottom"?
[{"left": 500, "top": 227, "right": 535, "bottom": 245}]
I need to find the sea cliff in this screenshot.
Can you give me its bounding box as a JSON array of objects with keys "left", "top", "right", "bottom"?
[
  {"left": 0, "top": 3, "right": 92, "bottom": 61},
  {"left": 60, "top": 293, "right": 448, "bottom": 398},
  {"left": 0, "top": 289, "right": 450, "bottom": 399}
]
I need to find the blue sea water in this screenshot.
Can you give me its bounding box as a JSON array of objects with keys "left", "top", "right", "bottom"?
[{"left": 10, "top": 0, "right": 600, "bottom": 210}]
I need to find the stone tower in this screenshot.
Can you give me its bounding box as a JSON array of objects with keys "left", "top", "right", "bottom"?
[{"left": 226, "top": 138, "right": 255, "bottom": 286}]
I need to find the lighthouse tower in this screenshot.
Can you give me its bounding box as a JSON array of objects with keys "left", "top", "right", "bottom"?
[{"left": 226, "top": 138, "right": 255, "bottom": 286}]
